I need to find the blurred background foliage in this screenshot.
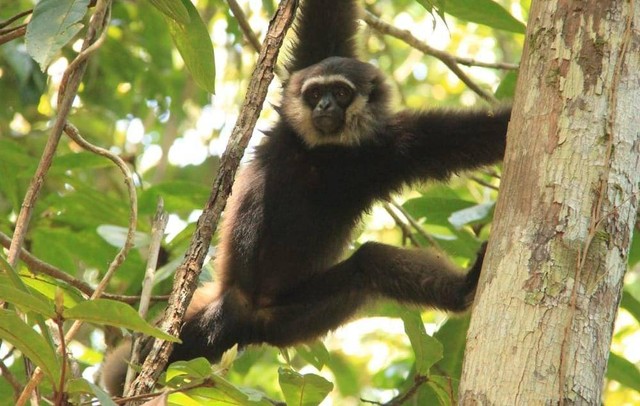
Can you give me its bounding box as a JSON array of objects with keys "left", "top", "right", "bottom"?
[{"left": 0, "top": 0, "right": 639, "bottom": 404}]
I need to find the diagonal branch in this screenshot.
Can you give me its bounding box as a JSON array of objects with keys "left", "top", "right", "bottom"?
[{"left": 363, "top": 11, "right": 500, "bottom": 103}]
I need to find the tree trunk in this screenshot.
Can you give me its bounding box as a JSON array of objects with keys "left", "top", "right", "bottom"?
[{"left": 459, "top": 0, "right": 640, "bottom": 404}]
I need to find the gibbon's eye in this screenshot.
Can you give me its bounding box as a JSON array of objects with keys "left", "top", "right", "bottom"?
[
  {"left": 333, "top": 85, "right": 353, "bottom": 106},
  {"left": 304, "top": 87, "right": 322, "bottom": 107}
]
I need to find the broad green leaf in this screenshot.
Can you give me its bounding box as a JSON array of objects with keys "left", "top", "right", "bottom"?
[
  {"left": 434, "top": 0, "right": 526, "bottom": 33},
  {"left": 495, "top": 70, "right": 518, "bottom": 100},
  {"left": 295, "top": 341, "right": 330, "bottom": 370},
  {"left": 148, "top": 0, "right": 190, "bottom": 24},
  {"left": 606, "top": 352, "right": 640, "bottom": 391},
  {"left": 169, "top": 375, "right": 272, "bottom": 405},
  {"left": 25, "top": 0, "right": 90, "bottom": 70},
  {"left": 433, "top": 316, "right": 470, "bottom": 380},
  {"left": 448, "top": 202, "right": 494, "bottom": 229},
  {"left": 22, "top": 276, "right": 83, "bottom": 309},
  {"left": 428, "top": 375, "right": 458, "bottom": 405},
  {"left": 401, "top": 310, "right": 443, "bottom": 374},
  {"left": 0, "top": 309, "right": 60, "bottom": 385},
  {"left": 66, "top": 378, "right": 118, "bottom": 406},
  {"left": 63, "top": 299, "right": 179, "bottom": 342},
  {"left": 279, "top": 368, "right": 333, "bottom": 406},
  {"left": 0, "top": 284, "right": 55, "bottom": 318},
  {"left": 166, "top": 0, "right": 216, "bottom": 93},
  {"left": 166, "top": 357, "right": 212, "bottom": 382}
]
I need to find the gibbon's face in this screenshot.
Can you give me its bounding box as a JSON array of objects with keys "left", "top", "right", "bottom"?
[{"left": 283, "top": 57, "right": 390, "bottom": 147}]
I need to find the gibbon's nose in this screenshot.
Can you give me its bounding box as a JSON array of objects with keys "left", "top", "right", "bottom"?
[{"left": 316, "top": 95, "right": 336, "bottom": 112}]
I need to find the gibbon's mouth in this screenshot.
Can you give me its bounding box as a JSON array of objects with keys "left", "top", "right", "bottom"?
[{"left": 313, "top": 115, "right": 343, "bottom": 135}]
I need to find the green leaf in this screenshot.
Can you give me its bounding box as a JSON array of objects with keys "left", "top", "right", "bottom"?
[
  {"left": 279, "top": 368, "right": 333, "bottom": 406},
  {"left": 66, "top": 378, "right": 118, "bottom": 406},
  {"left": 448, "top": 202, "right": 494, "bottom": 229},
  {"left": 607, "top": 352, "right": 640, "bottom": 391},
  {"left": 0, "top": 284, "right": 55, "bottom": 318},
  {"left": 433, "top": 316, "right": 470, "bottom": 380},
  {"left": 166, "top": 0, "right": 216, "bottom": 93},
  {"left": 401, "top": 310, "right": 443, "bottom": 374},
  {"left": 295, "top": 341, "right": 330, "bottom": 370},
  {"left": 433, "top": 0, "right": 526, "bottom": 34},
  {"left": 495, "top": 70, "right": 518, "bottom": 100},
  {"left": 166, "top": 357, "right": 212, "bottom": 382},
  {"left": 620, "top": 289, "right": 640, "bottom": 325},
  {"left": 169, "top": 375, "right": 272, "bottom": 405},
  {"left": 148, "top": 0, "right": 190, "bottom": 24},
  {"left": 63, "top": 299, "right": 180, "bottom": 342},
  {"left": 25, "top": 0, "right": 90, "bottom": 70},
  {"left": 0, "top": 309, "right": 60, "bottom": 385}
]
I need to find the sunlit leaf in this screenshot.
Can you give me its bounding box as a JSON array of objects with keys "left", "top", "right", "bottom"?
[
  {"left": 430, "top": 0, "right": 526, "bottom": 33},
  {"left": 63, "top": 299, "right": 179, "bottom": 342},
  {"left": 433, "top": 315, "right": 470, "bottom": 380},
  {"left": 0, "top": 309, "right": 60, "bottom": 385},
  {"left": 620, "top": 289, "right": 640, "bottom": 325},
  {"left": 169, "top": 375, "right": 272, "bottom": 405},
  {"left": 495, "top": 70, "right": 519, "bottom": 100},
  {"left": 295, "top": 341, "right": 330, "bottom": 370},
  {"left": 166, "top": 0, "right": 216, "bottom": 93},
  {"left": 25, "top": 0, "right": 90, "bottom": 70},
  {"left": 607, "top": 352, "right": 640, "bottom": 391},
  {"left": 148, "top": 0, "right": 190, "bottom": 24},
  {"left": 279, "top": 368, "right": 333, "bottom": 406},
  {"left": 401, "top": 310, "right": 443, "bottom": 374},
  {"left": 0, "top": 284, "right": 55, "bottom": 318},
  {"left": 66, "top": 378, "right": 118, "bottom": 406}
]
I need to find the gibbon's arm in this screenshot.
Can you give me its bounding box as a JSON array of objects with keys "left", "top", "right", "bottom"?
[
  {"left": 284, "top": 0, "right": 360, "bottom": 73},
  {"left": 386, "top": 106, "right": 511, "bottom": 184}
]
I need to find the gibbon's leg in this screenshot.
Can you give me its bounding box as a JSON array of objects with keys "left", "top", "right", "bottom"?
[
  {"left": 260, "top": 242, "right": 486, "bottom": 346},
  {"left": 354, "top": 242, "right": 486, "bottom": 311}
]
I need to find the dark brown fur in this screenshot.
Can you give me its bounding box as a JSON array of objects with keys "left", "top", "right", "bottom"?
[{"left": 103, "top": 0, "right": 510, "bottom": 395}]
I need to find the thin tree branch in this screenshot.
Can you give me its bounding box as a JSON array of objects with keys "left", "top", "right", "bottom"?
[
  {"left": 0, "top": 358, "right": 22, "bottom": 398},
  {"left": 470, "top": 176, "right": 499, "bottom": 191},
  {"left": 382, "top": 202, "right": 421, "bottom": 247},
  {"left": 363, "top": 11, "right": 499, "bottom": 103},
  {"left": 125, "top": 199, "right": 168, "bottom": 391},
  {"left": 126, "top": 0, "right": 299, "bottom": 399},
  {"left": 0, "top": 9, "right": 32, "bottom": 29},
  {"left": 390, "top": 200, "right": 444, "bottom": 253},
  {"left": 62, "top": 121, "right": 138, "bottom": 300},
  {"left": 227, "top": 0, "right": 262, "bottom": 53},
  {"left": 0, "top": 24, "right": 26, "bottom": 45}
]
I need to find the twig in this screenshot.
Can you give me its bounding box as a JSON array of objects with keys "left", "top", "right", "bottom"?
[
  {"left": 0, "top": 358, "right": 21, "bottom": 398},
  {"left": 0, "top": 24, "right": 26, "bottom": 45},
  {"left": 390, "top": 201, "right": 444, "bottom": 253},
  {"left": 62, "top": 121, "right": 138, "bottom": 301},
  {"left": 470, "top": 176, "right": 499, "bottom": 191},
  {"left": 383, "top": 374, "right": 428, "bottom": 406},
  {"left": 125, "top": 199, "right": 168, "bottom": 391},
  {"left": 227, "top": 0, "right": 262, "bottom": 53},
  {"left": 0, "top": 9, "right": 32, "bottom": 29},
  {"left": 15, "top": 2, "right": 114, "bottom": 404},
  {"left": 53, "top": 316, "right": 67, "bottom": 405},
  {"left": 382, "top": 202, "right": 421, "bottom": 247},
  {"left": 363, "top": 11, "right": 499, "bottom": 103},
  {"left": 126, "top": 0, "right": 299, "bottom": 400}
]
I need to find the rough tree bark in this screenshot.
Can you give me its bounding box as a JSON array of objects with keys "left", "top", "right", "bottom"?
[{"left": 459, "top": 0, "right": 639, "bottom": 404}]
